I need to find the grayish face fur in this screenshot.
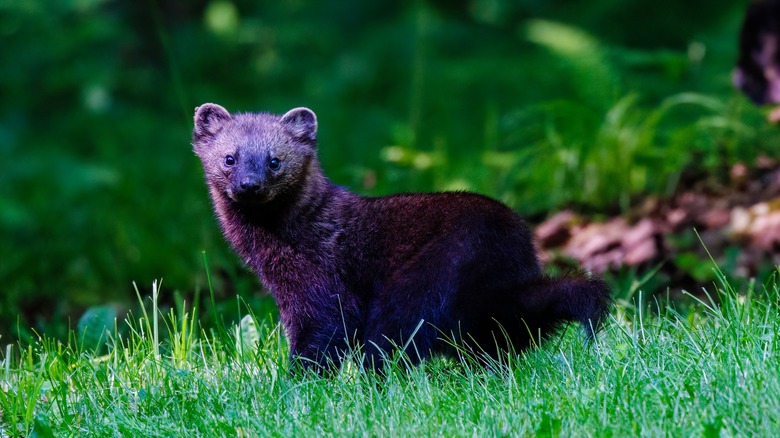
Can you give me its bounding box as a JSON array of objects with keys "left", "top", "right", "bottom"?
[{"left": 192, "top": 104, "right": 318, "bottom": 205}]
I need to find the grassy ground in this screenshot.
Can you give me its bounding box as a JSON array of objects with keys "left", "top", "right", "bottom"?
[{"left": 2, "top": 271, "right": 779, "bottom": 436}]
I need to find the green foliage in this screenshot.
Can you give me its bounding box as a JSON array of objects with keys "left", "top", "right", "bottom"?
[
  {"left": 76, "top": 304, "right": 117, "bottom": 352},
  {"left": 2, "top": 0, "right": 779, "bottom": 340}
]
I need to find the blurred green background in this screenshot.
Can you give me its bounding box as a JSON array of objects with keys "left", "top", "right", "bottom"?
[{"left": 2, "top": 0, "right": 778, "bottom": 343}]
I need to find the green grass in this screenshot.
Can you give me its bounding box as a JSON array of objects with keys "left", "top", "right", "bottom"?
[{"left": 3, "top": 272, "right": 780, "bottom": 436}]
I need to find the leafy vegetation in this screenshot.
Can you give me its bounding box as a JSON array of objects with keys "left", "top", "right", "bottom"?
[
  {"left": 4, "top": 2, "right": 780, "bottom": 434},
  {"left": 2, "top": 1, "right": 779, "bottom": 341},
  {"left": 3, "top": 272, "right": 780, "bottom": 435}
]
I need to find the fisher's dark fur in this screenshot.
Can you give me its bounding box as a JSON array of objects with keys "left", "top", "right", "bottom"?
[{"left": 193, "top": 103, "right": 610, "bottom": 372}]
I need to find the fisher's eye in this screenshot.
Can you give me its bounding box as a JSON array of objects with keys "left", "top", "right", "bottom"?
[
  {"left": 224, "top": 155, "right": 236, "bottom": 166},
  {"left": 268, "top": 157, "right": 281, "bottom": 171}
]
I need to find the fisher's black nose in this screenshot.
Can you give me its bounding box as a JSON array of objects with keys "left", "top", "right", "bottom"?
[{"left": 239, "top": 176, "right": 262, "bottom": 193}]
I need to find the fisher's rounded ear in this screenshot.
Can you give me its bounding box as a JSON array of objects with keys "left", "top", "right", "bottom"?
[
  {"left": 194, "top": 103, "right": 231, "bottom": 138},
  {"left": 280, "top": 107, "right": 317, "bottom": 143}
]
